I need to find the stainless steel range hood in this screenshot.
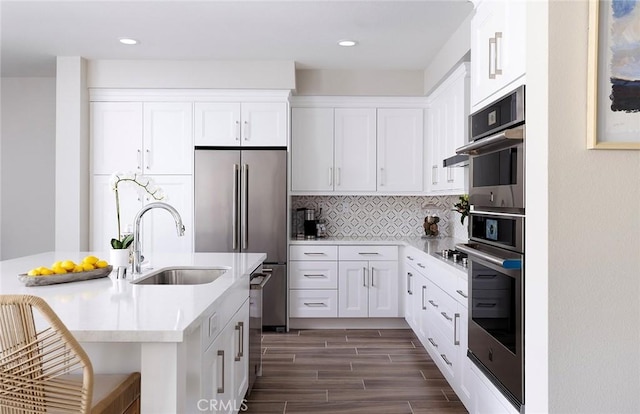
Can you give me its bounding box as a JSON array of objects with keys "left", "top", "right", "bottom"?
[{"left": 443, "top": 153, "right": 468, "bottom": 168}]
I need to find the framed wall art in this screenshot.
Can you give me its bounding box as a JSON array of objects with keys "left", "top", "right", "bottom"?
[{"left": 587, "top": 0, "right": 640, "bottom": 149}]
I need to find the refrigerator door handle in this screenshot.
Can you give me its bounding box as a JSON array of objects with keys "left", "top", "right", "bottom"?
[
  {"left": 232, "top": 164, "right": 239, "bottom": 250},
  {"left": 242, "top": 163, "right": 249, "bottom": 250}
]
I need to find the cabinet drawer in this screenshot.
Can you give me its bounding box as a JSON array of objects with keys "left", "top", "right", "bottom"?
[
  {"left": 290, "top": 245, "right": 338, "bottom": 261},
  {"left": 431, "top": 323, "right": 457, "bottom": 379},
  {"left": 454, "top": 276, "right": 469, "bottom": 307},
  {"left": 339, "top": 245, "right": 398, "bottom": 261},
  {"left": 290, "top": 261, "right": 338, "bottom": 289},
  {"left": 290, "top": 290, "right": 338, "bottom": 318},
  {"left": 427, "top": 283, "right": 458, "bottom": 338}
]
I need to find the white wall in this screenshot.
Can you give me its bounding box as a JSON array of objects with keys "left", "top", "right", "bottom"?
[
  {"left": 0, "top": 77, "right": 56, "bottom": 259},
  {"left": 294, "top": 69, "right": 425, "bottom": 96},
  {"left": 55, "top": 57, "right": 89, "bottom": 252},
  {"left": 87, "top": 60, "right": 296, "bottom": 90},
  {"left": 423, "top": 13, "right": 472, "bottom": 96},
  {"left": 529, "top": 2, "right": 640, "bottom": 413}
]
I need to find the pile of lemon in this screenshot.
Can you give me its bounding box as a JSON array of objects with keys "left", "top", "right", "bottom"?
[{"left": 26, "top": 255, "right": 109, "bottom": 276}]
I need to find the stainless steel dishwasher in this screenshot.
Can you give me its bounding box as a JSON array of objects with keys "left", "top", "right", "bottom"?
[{"left": 248, "top": 272, "right": 271, "bottom": 395}]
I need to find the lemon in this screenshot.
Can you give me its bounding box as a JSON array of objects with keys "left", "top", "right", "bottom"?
[
  {"left": 81, "top": 263, "right": 95, "bottom": 271},
  {"left": 40, "top": 268, "right": 54, "bottom": 276},
  {"left": 61, "top": 260, "right": 76, "bottom": 271},
  {"left": 52, "top": 266, "right": 67, "bottom": 275},
  {"left": 72, "top": 265, "right": 84, "bottom": 273},
  {"left": 95, "top": 260, "right": 109, "bottom": 269},
  {"left": 82, "top": 255, "right": 99, "bottom": 265},
  {"left": 27, "top": 268, "right": 40, "bottom": 276},
  {"left": 51, "top": 261, "right": 62, "bottom": 269}
]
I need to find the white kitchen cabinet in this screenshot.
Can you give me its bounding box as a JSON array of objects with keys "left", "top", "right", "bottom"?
[
  {"left": 337, "top": 245, "right": 399, "bottom": 318},
  {"left": 195, "top": 102, "right": 287, "bottom": 147},
  {"left": 402, "top": 246, "right": 472, "bottom": 412},
  {"left": 338, "top": 260, "right": 398, "bottom": 318},
  {"left": 290, "top": 100, "right": 427, "bottom": 195},
  {"left": 290, "top": 107, "right": 376, "bottom": 193},
  {"left": 470, "top": 0, "right": 526, "bottom": 110},
  {"left": 90, "top": 175, "right": 193, "bottom": 254},
  {"left": 289, "top": 245, "right": 339, "bottom": 318},
  {"left": 377, "top": 108, "right": 424, "bottom": 193},
  {"left": 91, "top": 101, "right": 193, "bottom": 175},
  {"left": 201, "top": 300, "right": 249, "bottom": 414},
  {"left": 140, "top": 175, "right": 194, "bottom": 256},
  {"left": 289, "top": 289, "right": 338, "bottom": 318},
  {"left": 290, "top": 107, "right": 334, "bottom": 192},
  {"left": 427, "top": 63, "right": 469, "bottom": 195},
  {"left": 334, "top": 108, "right": 377, "bottom": 192}
]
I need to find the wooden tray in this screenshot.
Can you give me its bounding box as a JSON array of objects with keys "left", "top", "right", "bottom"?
[{"left": 18, "top": 266, "right": 113, "bottom": 287}]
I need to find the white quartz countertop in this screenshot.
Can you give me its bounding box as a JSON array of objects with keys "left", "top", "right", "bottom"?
[
  {"left": 290, "top": 236, "right": 466, "bottom": 253},
  {"left": 0, "top": 251, "right": 265, "bottom": 343}
]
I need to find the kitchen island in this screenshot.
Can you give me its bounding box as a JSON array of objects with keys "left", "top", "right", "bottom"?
[{"left": 0, "top": 251, "right": 265, "bottom": 413}]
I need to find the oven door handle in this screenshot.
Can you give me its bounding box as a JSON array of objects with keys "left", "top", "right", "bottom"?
[
  {"left": 456, "top": 244, "right": 522, "bottom": 270},
  {"left": 250, "top": 273, "right": 272, "bottom": 289},
  {"left": 456, "top": 126, "right": 524, "bottom": 155}
]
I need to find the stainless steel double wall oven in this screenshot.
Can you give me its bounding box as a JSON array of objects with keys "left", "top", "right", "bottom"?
[{"left": 456, "top": 85, "right": 525, "bottom": 411}]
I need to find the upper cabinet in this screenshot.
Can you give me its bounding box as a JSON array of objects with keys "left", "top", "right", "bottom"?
[
  {"left": 290, "top": 98, "right": 425, "bottom": 195},
  {"left": 470, "top": 0, "right": 526, "bottom": 110},
  {"left": 91, "top": 101, "right": 193, "bottom": 175},
  {"left": 194, "top": 102, "right": 287, "bottom": 147},
  {"left": 334, "top": 108, "right": 377, "bottom": 192},
  {"left": 377, "top": 108, "right": 424, "bottom": 193},
  {"left": 427, "top": 63, "right": 469, "bottom": 195}
]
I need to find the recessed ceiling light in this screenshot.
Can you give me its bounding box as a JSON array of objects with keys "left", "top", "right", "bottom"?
[
  {"left": 119, "top": 38, "right": 139, "bottom": 45},
  {"left": 338, "top": 40, "right": 358, "bottom": 47}
]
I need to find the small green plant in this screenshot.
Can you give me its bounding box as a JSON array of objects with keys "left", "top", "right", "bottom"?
[
  {"left": 453, "top": 194, "right": 470, "bottom": 225},
  {"left": 109, "top": 172, "right": 165, "bottom": 249},
  {"left": 110, "top": 233, "right": 134, "bottom": 249}
]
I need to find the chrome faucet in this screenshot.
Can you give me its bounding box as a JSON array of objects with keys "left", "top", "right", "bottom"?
[{"left": 132, "top": 202, "right": 186, "bottom": 274}]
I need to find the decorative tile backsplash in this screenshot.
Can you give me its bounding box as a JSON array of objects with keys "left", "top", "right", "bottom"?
[{"left": 292, "top": 195, "right": 468, "bottom": 240}]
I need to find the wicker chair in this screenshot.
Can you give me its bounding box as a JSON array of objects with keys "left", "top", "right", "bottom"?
[{"left": 0, "top": 295, "right": 140, "bottom": 413}]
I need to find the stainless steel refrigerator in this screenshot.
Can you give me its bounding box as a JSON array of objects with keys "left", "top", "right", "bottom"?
[{"left": 195, "top": 148, "right": 287, "bottom": 330}]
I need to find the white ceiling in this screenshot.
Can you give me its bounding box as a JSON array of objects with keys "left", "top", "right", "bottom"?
[{"left": 1, "top": 0, "right": 474, "bottom": 77}]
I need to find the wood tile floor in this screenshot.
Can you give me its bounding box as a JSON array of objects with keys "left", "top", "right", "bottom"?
[{"left": 244, "top": 329, "right": 468, "bottom": 414}]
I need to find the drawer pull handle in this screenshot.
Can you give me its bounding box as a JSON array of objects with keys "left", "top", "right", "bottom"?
[
  {"left": 304, "top": 252, "right": 326, "bottom": 256},
  {"left": 406, "top": 256, "right": 414, "bottom": 261},
  {"left": 358, "top": 252, "right": 380, "bottom": 256},
  {"left": 440, "top": 354, "right": 453, "bottom": 366},
  {"left": 441, "top": 312, "right": 453, "bottom": 322},
  {"left": 454, "top": 313, "right": 460, "bottom": 346},
  {"left": 217, "top": 350, "right": 225, "bottom": 394},
  {"left": 456, "top": 289, "right": 468, "bottom": 299},
  {"left": 407, "top": 272, "right": 413, "bottom": 295},
  {"left": 428, "top": 337, "right": 438, "bottom": 348},
  {"left": 428, "top": 300, "right": 438, "bottom": 308},
  {"left": 417, "top": 263, "right": 426, "bottom": 269},
  {"left": 421, "top": 285, "right": 426, "bottom": 310},
  {"left": 303, "top": 302, "right": 327, "bottom": 307},
  {"left": 303, "top": 274, "right": 326, "bottom": 278}
]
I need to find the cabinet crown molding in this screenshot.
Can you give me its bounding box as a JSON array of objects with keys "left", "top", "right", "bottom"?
[{"left": 89, "top": 88, "right": 291, "bottom": 102}]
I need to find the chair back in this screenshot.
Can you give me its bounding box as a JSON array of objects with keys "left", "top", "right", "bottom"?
[{"left": 0, "top": 295, "right": 93, "bottom": 413}]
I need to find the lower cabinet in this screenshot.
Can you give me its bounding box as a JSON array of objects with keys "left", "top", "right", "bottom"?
[
  {"left": 338, "top": 260, "right": 398, "bottom": 317},
  {"left": 289, "top": 244, "right": 399, "bottom": 319},
  {"left": 201, "top": 299, "right": 249, "bottom": 414},
  {"left": 403, "top": 247, "right": 471, "bottom": 411}
]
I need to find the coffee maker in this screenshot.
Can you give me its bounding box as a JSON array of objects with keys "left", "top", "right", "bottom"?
[{"left": 303, "top": 208, "right": 317, "bottom": 239}]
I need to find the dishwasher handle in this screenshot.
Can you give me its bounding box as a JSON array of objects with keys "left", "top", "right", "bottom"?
[{"left": 250, "top": 273, "right": 272, "bottom": 289}]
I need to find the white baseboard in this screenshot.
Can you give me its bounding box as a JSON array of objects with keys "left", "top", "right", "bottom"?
[{"left": 288, "top": 317, "right": 409, "bottom": 330}]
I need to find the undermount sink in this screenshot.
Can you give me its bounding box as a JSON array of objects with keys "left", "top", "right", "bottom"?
[{"left": 131, "top": 267, "right": 229, "bottom": 285}]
